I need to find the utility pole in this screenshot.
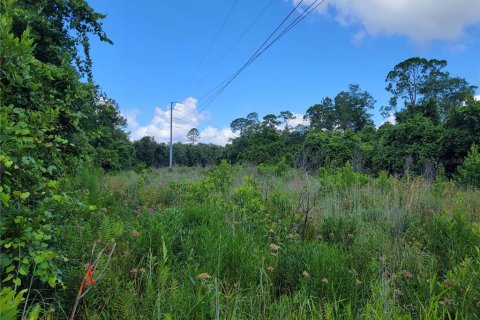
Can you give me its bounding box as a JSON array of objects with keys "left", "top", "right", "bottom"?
[{"left": 169, "top": 102, "right": 174, "bottom": 168}]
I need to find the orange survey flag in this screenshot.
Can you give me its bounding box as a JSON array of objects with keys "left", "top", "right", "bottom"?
[
  {"left": 84, "top": 263, "right": 95, "bottom": 286},
  {"left": 78, "top": 263, "right": 96, "bottom": 295}
]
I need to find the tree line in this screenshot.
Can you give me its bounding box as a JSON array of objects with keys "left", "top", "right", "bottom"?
[
  {"left": 225, "top": 57, "right": 479, "bottom": 179},
  {"left": 132, "top": 58, "right": 479, "bottom": 179},
  {"left": 2, "top": 0, "right": 477, "bottom": 178}
]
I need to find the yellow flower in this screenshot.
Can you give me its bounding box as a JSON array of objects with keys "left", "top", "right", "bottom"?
[{"left": 302, "top": 271, "right": 310, "bottom": 277}]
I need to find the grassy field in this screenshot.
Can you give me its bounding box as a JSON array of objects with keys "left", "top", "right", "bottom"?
[{"left": 48, "top": 162, "right": 479, "bottom": 319}]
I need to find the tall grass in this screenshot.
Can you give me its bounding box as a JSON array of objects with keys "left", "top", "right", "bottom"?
[{"left": 47, "top": 163, "right": 480, "bottom": 319}]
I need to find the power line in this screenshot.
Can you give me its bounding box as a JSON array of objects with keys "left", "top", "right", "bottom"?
[
  {"left": 170, "top": 103, "right": 220, "bottom": 131},
  {"left": 174, "top": 125, "right": 189, "bottom": 132},
  {"left": 180, "top": 0, "right": 240, "bottom": 95},
  {"left": 192, "top": 0, "right": 277, "bottom": 91},
  {"left": 204, "top": 0, "right": 325, "bottom": 108},
  {"left": 174, "top": 0, "right": 326, "bottom": 138},
  {"left": 195, "top": 0, "right": 326, "bottom": 119},
  {"left": 197, "top": 0, "right": 306, "bottom": 104},
  {"left": 174, "top": 117, "right": 190, "bottom": 123},
  {"left": 174, "top": 113, "right": 222, "bottom": 135}
]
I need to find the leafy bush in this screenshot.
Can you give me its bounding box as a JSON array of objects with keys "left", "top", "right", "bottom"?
[
  {"left": 204, "top": 160, "right": 234, "bottom": 194},
  {"left": 318, "top": 161, "right": 370, "bottom": 191},
  {"left": 456, "top": 144, "right": 480, "bottom": 188},
  {"left": 0, "top": 288, "right": 25, "bottom": 320},
  {"left": 228, "top": 176, "right": 266, "bottom": 234}
]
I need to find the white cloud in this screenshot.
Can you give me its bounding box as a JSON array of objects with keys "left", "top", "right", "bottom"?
[
  {"left": 200, "top": 126, "right": 236, "bottom": 145},
  {"left": 274, "top": 112, "right": 310, "bottom": 130},
  {"left": 377, "top": 113, "right": 396, "bottom": 127},
  {"left": 386, "top": 114, "right": 396, "bottom": 125},
  {"left": 122, "top": 109, "right": 140, "bottom": 129},
  {"left": 288, "top": 113, "right": 310, "bottom": 128},
  {"left": 126, "top": 97, "right": 234, "bottom": 146},
  {"left": 475, "top": 95, "right": 480, "bottom": 101},
  {"left": 294, "top": 0, "right": 480, "bottom": 43}
]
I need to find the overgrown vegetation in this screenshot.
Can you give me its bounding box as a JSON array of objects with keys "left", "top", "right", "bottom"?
[
  {"left": 1, "top": 0, "right": 479, "bottom": 319},
  {"left": 9, "top": 163, "right": 480, "bottom": 319}
]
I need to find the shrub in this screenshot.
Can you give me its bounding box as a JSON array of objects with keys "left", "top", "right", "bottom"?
[
  {"left": 456, "top": 144, "right": 480, "bottom": 188},
  {"left": 318, "top": 161, "right": 369, "bottom": 191},
  {"left": 228, "top": 176, "right": 266, "bottom": 234}
]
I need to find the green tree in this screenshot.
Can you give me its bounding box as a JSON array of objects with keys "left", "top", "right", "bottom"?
[
  {"left": 334, "top": 84, "right": 375, "bottom": 131},
  {"left": 374, "top": 115, "right": 442, "bottom": 175},
  {"left": 10, "top": 0, "right": 112, "bottom": 80},
  {"left": 133, "top": 137, "right": 158, "bottom": 167},
  {"left": 441, "top": 99, "right": 480, "bottom": 174},
  {"left": 231, "top": 112, "right": 260, "bottom": 136},
  {"left": 305, "top": 84, "right": 375, "bottom": 132},
  {"left": 230, "top": 117, "right": 249, "bottom": 136},
  {"left": 305, "top": 97, "right": 336, "bottom": 131},
  {"left": 385, "top": 57, "right": 444, "bottom": 109},
  {"left": 0, "top": 0, "right": 114, "bottom": 291},
  {"left": 395, "top": 99, "right": 441, "bottom": 125},
  {"left": 187, "top": 128, "right": 200, "bottom": 145},
  {"left": 279, "top": 110, "right": 296, "bottom": 131},
  {"left": 383, "top": 57, "right": 475, "bottom": 119},
  {"left": 456, "top": 144, "right": 480, "bottom": 188},
  {"left": 262, "top": 114, "right": 280, "bottom": 129},
  {"left": 88, "top": 94, "right": 133, "bottom": 170},
  {"left": 246, "top": 112, "right": 260, "bottom": 132},
  {"left": 302, "top": 130, "right": 363, "bottom": 170}
]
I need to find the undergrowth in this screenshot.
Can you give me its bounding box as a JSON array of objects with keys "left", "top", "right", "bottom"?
[{"left": 4, "top": 162, "right": 480, "bottom": 319}]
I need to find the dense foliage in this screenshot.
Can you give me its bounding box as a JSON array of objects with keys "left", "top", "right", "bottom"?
[
  {"left": 1, "top": 0, "right": 129, "bottom": 316},
  {"left": 133, "top": 137, "right": 224, "bottom": 168},
  {"left": 1, "top": 0, "right": 479, "bottom": 318},
  {"left": 226, "top": 86, "right": 479, "bottom": 178},
  {"left": 28, "top": 165, "right": 480, "bottom": 318}
]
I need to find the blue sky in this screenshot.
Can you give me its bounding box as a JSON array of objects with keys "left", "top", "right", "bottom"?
[{"left": 88, "top": 0, "right": 480, "bottom": 145}]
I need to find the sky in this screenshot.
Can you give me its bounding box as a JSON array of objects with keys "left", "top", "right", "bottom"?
[{"left": 88, "top": 0, "right": 480, "bottom": 145}]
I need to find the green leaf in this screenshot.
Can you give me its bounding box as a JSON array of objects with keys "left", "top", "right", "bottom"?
[
  {"left": 47, "top": 180, "right": 58, "bottom": 188},
  {"left": 28, "top": 304, "right": 41, "bottom": 320},
  {"left": 52, "top": 195, "right": 63, "bottom": 203},
  {"left": 2, "top": 274, "right": 14, "bottom": 283},
  {"left": 4, "top": 160, "right": 13, "bottom": 168},
  {"left": 33, "top": 232, "right": 44, "bottom": 240},
  {"left": 33, "top": 255, "right": 44, "bottom": 264},
  {"left": 20, "top": 192, "right": 30, "bottom": 200},
  {"left": 0, "top": 194, "right": 10, "bottom": 204},
  {"left": 47, "top": 276, "right": 57, "bottom": 288}
]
